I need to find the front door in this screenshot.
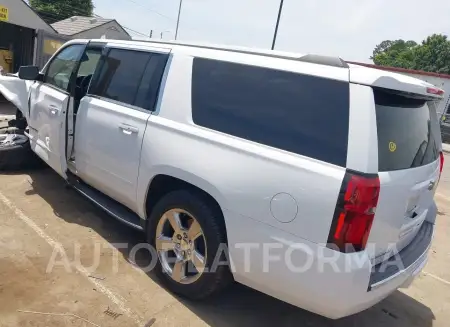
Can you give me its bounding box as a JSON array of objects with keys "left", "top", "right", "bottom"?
[{"left": 27, "top": 43, "right": 85, "bottom": 178}]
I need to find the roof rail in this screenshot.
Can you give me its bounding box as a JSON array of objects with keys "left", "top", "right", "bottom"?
[{"left": 136, "top": 39, "right": 349, "bottom": 68}]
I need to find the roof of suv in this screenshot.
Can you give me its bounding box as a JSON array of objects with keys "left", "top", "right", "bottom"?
[
  {"left": 69, "top": 38, "right": 443, "bottom": 99},
  {"left": 79, "top": 38, "right": 349, "bottom": 68}
]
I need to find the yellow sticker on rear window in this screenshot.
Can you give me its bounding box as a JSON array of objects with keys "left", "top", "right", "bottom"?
[{"left": 389, "top": 141, "right": 397, "bottom": 152}]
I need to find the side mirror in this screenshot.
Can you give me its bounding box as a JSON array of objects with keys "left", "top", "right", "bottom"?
[{"left": 18, "top": 66, "right": 40, "bottom": 80}]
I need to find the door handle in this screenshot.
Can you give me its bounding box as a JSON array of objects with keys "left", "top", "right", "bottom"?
[
  {"left": 119, "top": 123, "right": 139, "bottom": 135},
  {"left": 48, "top": 105, "right": 59, "bottom": 115}
]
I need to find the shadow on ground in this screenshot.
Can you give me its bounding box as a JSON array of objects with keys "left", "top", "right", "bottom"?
[{"left": 18, "top": 168, "right": 435, "bottom": 327}]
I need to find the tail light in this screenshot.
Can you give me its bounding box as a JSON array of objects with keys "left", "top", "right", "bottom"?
[
  {"left": 427, "top": 87, "right": 444, "bottom": 96},
  {"left": 439, "top": 152, "right": 444, "bottom": 181},
  {"left": 327, "top": 171, "right": 380, "bottom": 252}
]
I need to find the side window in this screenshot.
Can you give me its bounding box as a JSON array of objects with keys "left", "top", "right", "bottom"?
[
  {"left": 77, "top": 48, "right": 103, "bottom": 78},
  {"left": 134, "top": 54, "right": 168, "bottom": 111},
  {"left": 89, "top": 49, "right": 150, "bottom": 106},
  {"left": 75, "top": 47, "right": 103, "bottom": 99},
  {"left": 44, "top": 44, "right": 85, "bottom": 91},
  {"left": 191, "top": 58, "right": 350, "bottom": 167}
]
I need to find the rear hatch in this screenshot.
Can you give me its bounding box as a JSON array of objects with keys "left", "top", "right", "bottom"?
[{"left": 368, "top": 88, "right": 441, "bottom": 263}]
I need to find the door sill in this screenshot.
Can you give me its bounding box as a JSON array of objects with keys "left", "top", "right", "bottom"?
[{"left": 67, "top": 172, "right": 144, "bottom": 231}]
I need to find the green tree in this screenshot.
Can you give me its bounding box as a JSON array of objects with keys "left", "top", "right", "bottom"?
[
  {"left": 372, "top": 40, "right": 417, "bottom": 58},
  {"left": 412, "top": 34, "right": 450, "bottom": 74},
  {"left": 30, "top": 0, "right": 94, "bottom": 24},
  {"left": 371, "top": 39, "right": 417, "bottom": 69},
  {"left": 371, "top": 34, "right": 450, "bottom": 74}
]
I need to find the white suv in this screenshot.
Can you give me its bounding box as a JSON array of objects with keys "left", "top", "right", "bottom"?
[{"left": 0, "top": 39, "right": 445, "bottom": 319}]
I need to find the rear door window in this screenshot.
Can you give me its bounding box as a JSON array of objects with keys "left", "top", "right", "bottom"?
[
  {"left": 134, "top": 54, "right": 168, "bottom": 111},
  {"left": 374, "top": 89, "right": 439, "bottom": 171},
  {"left": 191, "top": 58, "right": 350, "bottom": 167},
  {"left": 77, "top": 48, "right": 102, "bottom": 78},
  {"left": 74, "top": 46, "right": 103, "bottom": 101},
  {"left": 89, "top": 48, "right": 168, "bottom": 110},
  {"left": 89, "top": 48, "right": 150, "bottom": 106}
]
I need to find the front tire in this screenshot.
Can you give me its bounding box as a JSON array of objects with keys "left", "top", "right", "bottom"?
[
  {"left": 0, "top": 131, "right": 43, "bottom": 170},
  {"left": 147, "top": 189, "right": 232, "bottom": 299}
]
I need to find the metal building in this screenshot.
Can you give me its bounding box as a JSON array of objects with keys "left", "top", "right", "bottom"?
[{"left": 0, "top": 0, "right": 55, "bottom": 73}]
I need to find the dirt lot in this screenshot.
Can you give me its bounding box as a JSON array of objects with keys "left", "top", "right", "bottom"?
[{"left": 0, "top": 143, "right": 449, "bottom": 326}]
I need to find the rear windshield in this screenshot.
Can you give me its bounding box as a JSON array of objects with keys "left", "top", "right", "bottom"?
[
  {"left": 375, "top": 89, "right": 439, "bottom": 171},
  {"left": 191, "top": 58, "right": 350, "bottom": 167}
]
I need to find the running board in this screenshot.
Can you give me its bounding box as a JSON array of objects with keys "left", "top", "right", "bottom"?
[{"left": 67, "top": 173, "right": 144, "bottom": 231}]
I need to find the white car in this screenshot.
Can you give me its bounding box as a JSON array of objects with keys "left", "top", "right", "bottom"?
[{"left": 0, "top": 39, "right": 445, "bottom": 319}]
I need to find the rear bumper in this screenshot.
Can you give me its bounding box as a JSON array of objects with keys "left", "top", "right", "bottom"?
[
  {"left": 369, "top": 220, "right": 433, "bottom": 289},
  {"left": 225, "top": 208, "right": 435, "bottom": 319}
]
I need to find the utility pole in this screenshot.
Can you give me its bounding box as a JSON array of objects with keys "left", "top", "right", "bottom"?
[
  {"left": 149, "top": 30, "right": 153, "bottom": 38},
  {"left": 174, "top": 0, "right": 183, "bottom": 40},
  {"left": 271, "top": 0, "right": 285, "bottom": 50}
]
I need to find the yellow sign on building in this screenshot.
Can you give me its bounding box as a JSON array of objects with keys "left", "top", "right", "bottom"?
[
  {"left": 43, "top": 39, "right": 64, "bottom": 55},
  {"left": 0, "top": 6, "right": 8, "bottom": 22},
  {"left": 0, "top": 49, "right": 13, "bottom": 73}
]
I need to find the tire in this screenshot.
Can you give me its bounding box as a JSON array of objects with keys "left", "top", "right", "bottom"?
[
  {"left": 0, "top": 132, "right": 44, "bottom": 170},
  {"left": 147, "top": 189, "right": 233, "bottom": 300}
]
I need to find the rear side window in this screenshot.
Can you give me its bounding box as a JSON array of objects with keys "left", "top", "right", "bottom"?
[
  {"left": 191, "top": 58, "right": 350, "bottom": 166},
  {"left": 375, "top": 89, "right": 439, "bottom": 171},
  {"left": 134, "top": 54, "right": 168, "bottom": 110},
  {"left": 90, "top": 48, "right": 167, "bottom": 110}
]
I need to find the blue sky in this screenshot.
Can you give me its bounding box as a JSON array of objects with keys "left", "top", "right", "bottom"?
[{"left": 93, "top": 0, "right": 450, "bottom": 63}]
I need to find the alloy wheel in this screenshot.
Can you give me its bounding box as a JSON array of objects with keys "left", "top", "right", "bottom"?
[{"left": 155, "top": 208, "right": 207, "bottom": 284}]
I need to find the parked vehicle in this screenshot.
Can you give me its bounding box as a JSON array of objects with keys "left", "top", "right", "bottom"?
[
  {"left": 0, "top": 39, "right": 445, "bottom": 319},
  {"left": 441, "top": 113, "right": 450, "bottom": 143}
]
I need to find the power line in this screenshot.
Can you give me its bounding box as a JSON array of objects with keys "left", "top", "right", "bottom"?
[
  {"left": 122, "top": 26, "right": 149, "bottom": 38},
  {"left": 39, "top": 0, "right": 173, "bottom": 23},
  {"left": 29, "top": 2, "right": 185, "bottom": 39},
  {"left": 83, "top": 12, "right": 148, "bottom": 37},
  {"left": 119, "top": 0, "right": 174, "bottom": 21},
  {"left": 30, "top": 6, "right": 150, "bottom": 38},
  {"left": 47, "top": 0, "right": 174, "bottom": 22}
]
